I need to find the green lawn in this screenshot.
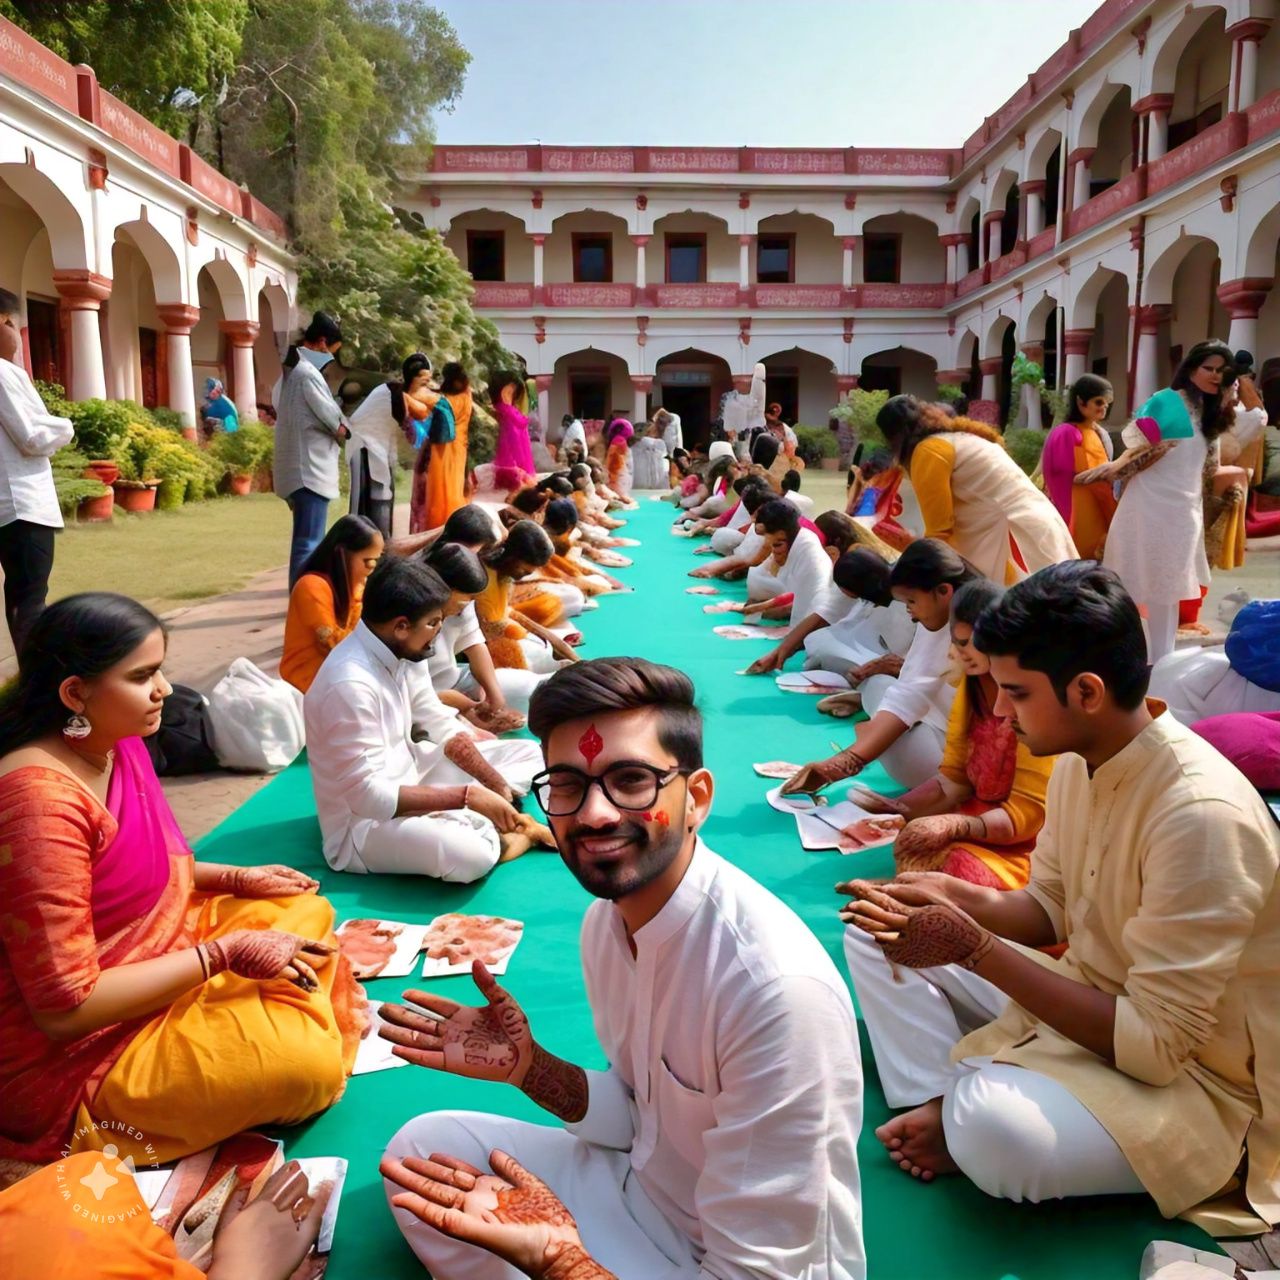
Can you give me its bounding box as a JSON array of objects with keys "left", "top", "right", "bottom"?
[{"left": 49, "top": 494, "right": 295, "bottom": 615}]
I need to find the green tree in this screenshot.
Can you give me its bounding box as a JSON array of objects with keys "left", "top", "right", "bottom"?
[{"left": 0, "top": 0, "right": 247, "bottom": 137}]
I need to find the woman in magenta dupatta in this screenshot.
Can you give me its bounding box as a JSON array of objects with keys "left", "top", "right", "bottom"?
[
  {"left": 491, "top": 370, "right": 537, "bottom": 493},
  {"left": 0, "top": 593, "right": 364, "bottom": 1167},
  {"left": 1040, "top": 374, "right": 1117, "bottom": 559}
]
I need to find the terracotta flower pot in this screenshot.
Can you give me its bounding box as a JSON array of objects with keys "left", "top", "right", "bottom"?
[
  {"left": 84, "top": 459, "right": 120, "bottom": 486},
  {"left": 228, "top": 472, "right": 253, "bottom": 495},
  {"left": 820, "top": 456, "right": 841, "bottom": 471},
  {"left": 77, "top": 491, "right": 115, "bottom": 523},
  {"left": 113, "top": 481, "right": 159, "bottom": 513},
  {"left": 181, "top": 426, "right": 200, "bottom": 443}
]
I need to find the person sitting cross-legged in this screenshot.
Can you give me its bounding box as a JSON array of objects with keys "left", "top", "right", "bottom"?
[
  {"left": 840, "top": 562, "right": 1279, "bottom": 1235},
  {"left": 741, "top": 498, "right": 832, "bottom": 620},
  {"left": 379, "top": 658, "right": 866, "bottom": 1280},
  {"left": 304, "top": 556, "right": 546, "bottom": 880}
]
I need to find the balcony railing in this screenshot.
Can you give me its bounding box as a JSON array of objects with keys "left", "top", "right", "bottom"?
[
  {"left": 471, "top": 282, "right": 536, "bottom": 307},
  {"left": 1146, "top": 113, "right": 1249, "bottom": 199},
  {"left": 469, "top": 281, "right": 954, "bottom": 310},
  {"left": 750, "top": 284, "right": 848, "bottom": 308},
  {"left": 648, "top": 283, "right": 742, "bottom": 308},
  {"left": 542, "top": 283, "right": 637, "bottom": 307},
  {"left": 989, "top": 245, "right": 1028, "bottom": 281},
  {"left": 855, "top": 283, "right": 951, "bottom": 309}
]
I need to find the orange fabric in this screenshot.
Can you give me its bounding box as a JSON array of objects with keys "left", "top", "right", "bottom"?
[
  {"left": 0, "top": 1152, "right": 205, "bottom": 1279},
  {"left": 476, "top": 568, "right": 530, "bottom": 668},
  {"left": 510, "top": 581, "right": 565, "bottom": 628},
  {"left": 606, "top": 442, "right": 628, "bottom": 489},
  {"left": 279, "top": 573, "right": 362, "bottom": 692},
  {"left": 423, "top": 390, "right": 473, "bottom": 531},
  {"left": 0, "top": 768, "right": 194, "bottom": 1162},
  {"left": 1068, "top": 430, "right": 1117, "bottom": 559}
]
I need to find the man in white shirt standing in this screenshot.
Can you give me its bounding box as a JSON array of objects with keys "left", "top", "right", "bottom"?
[
  {"left": 304, "top": 555, "right": 543, "bottom": 879},
  {"left": 379, "top": 657, "right": 865, "bottom": 1280},
  {"left": 0, "top": 288, "right": 73, "bottom": 654}
]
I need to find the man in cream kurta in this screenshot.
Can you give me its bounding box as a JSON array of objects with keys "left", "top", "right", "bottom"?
[
  {"left": 843, "top": 562, "right": 1279, "bottom": 1234},
  {"left": 379, "top": 657, "right": 864, "bottom": 1279}
]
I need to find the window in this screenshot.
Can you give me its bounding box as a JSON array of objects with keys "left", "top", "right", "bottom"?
[
  {"left": 466, "top": 230, "right": 505, "bottom": 281},
  {"left": 25, "top": 297, "right": 64, "bottom": 386},
  {"left": 863, "top": 234, "right": 900, "bottom": 284},
  {"left": 756, "top": 235, "right": 794, "bottom": 284},
  {"left": 573, "top": 234, "right": 613, "bottom": 283},
  {"left": 570, "top": 372, "right": 610, "bottom": 421},
  {"left": 666, "top": 234, "right": 707, "bottom": 283}
]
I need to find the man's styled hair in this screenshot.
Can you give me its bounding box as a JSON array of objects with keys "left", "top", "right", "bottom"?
[
  {"left": 888, "top": 538, "right": 981, "bottom": 592},
  {"left": 303, "top": 310, "right": 343, "bottom": 345},
  {"left": 424, "top": 541, "right": 488, "bottom": 595},
  {"left": 973, "top": 561, "right": 1150, "bottom": 710},
  {"left": 528, "top": 657, "right": 703, "bottom": 772},
  {"left": 756, "top": 498, "right": 800, "bottom": 538},
  {"left": 832, "top": 548, "right": 893, "bottom": 606},
  {"left": 362, "top": 556, "right": 449, "bottom": 625}
]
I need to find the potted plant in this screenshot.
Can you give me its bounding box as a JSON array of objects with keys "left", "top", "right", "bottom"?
[
  {"left": 110, "top": 421, "right": 165, "bottom": 513},
  {"left": 64, "top": 398, "right": 133, "bottom": 485},
  {"left": 793, "top": 424, "right": 840, "bottom": 470},
  {"left": 830, "top": 388, "right": 891, "bottom": 455},
  {"left": 211, "top": 423, "right": 272, "bottom": 494}
]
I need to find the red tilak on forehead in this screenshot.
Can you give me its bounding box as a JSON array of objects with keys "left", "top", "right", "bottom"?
[{"left": 578, "top": 724, "right": 604, "bottom": 766}]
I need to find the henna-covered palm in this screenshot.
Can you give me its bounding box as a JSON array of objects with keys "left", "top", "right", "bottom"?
[
  {"left": 381, "top": 1150, "right": 614, "bottom": 1279},
  {"left": 219, "top": 864, "right": 320, "bottom": 899},
  {"left": 378, "top": 960, "right": 534, "bottom": 1084},
  {"left": 843, "top": 883, "right": 993, "bottom": 970},
  {"left": 893, "top": 814, "right": 967, "bottom": 869}
]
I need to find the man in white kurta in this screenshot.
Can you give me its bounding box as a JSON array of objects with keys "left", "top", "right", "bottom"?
[
  {"left": 379, "top": 657, "right": 865, "bottom": 1279},
  {"left": 304, "top": 579, "right": 541, "bottom": 879}
]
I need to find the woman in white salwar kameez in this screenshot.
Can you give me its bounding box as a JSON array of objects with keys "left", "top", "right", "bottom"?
[
  {"left": 1100, "top": 342, "right": 1240, "bottom": 663},
  {"left": 878, "top": 396, "right": 1077, "bottom": 584},
  {"left": 804, "top": 548, "right": 918, "bottom": 673},
  {"left": 630, "top": 422, "right": 669, "bottom": 490}
]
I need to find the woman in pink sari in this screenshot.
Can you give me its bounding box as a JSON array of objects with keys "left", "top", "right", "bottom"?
[
  {"left": 490, "top": 371, "right": 537, "bottom": 493},
  {"left": 0, "top": 594, "right": 364, "bottom": 1168}
]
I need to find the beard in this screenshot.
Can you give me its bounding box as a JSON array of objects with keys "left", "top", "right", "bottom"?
[
  {"left": 390, "top": 636, "right": 435, "bottom": 663},
  {"left": 557, "top": 818, "right": 684, "bottom": 901}
]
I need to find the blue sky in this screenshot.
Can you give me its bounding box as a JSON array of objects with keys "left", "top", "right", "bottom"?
[{"left": 433, "top": 0, "right": 1103, "bottom": 148}]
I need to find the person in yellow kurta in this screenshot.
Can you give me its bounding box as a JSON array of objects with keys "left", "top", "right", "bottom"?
[
  {"left": 853, "top": 579, "right": 1054, "bottom": 889},
  {"left": 841, "top": 562, "right": 1279, "bottom": 1234},
  {"left": 1040, "top": 374, "right": 1118, "bottom": 560},
  {"left": 878, "top": 395, "right": 1077, "bottom": 583}
]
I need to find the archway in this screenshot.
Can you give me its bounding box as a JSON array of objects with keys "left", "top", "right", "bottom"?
[
  {"left": 652, "top": 347, "right": 733, "bottom": 448},
  {"left": 957, "top": 196, "right": 981, "bottom": 275},
  {"left": 0, "top": 174, "right": 70, "bottom": 387},
  {"left": 107, "top": 229, "right": 170, "bottom": 406},
  {"left": 548, "top": 209, "right": 632, "bottom": 284},
  {"left": 1169, "top": 239, "right": 1227, "bottom": 365},
  {"left": 859, "top": 347, "right": 939, "bottom": 401},
  {"left": 255, "top": 281, "right": 291, "bottom": 415},
  {"left": 987, "top": 170, "right": 1021, "bottom": 259},
  {"left": 1026, "top": 127, "right": 1063, "bottom": 234},
  {"left": 1089, "top": 86, "right": 1136, "bottom": 192},
  {"left": 760, "top": 347, "right": 837, "bottom": 425},
  {"left": 1152, "top": 7, "right": 1230, "bottom": 151},
  {"left": 754, "top": 212, "right": 839, "bottom": 285},
  {"left": 860, "top": 213, "right": 943, "bottom": 283},
  {"left": 552, "top": 347, "right": 632, "bottom": 443},
  {"left": 1024, "top": 292, "right": 1062, "bottom": 389},
  {"left": 445, "top": 209, "right": 531, "bottom": 283},
  {"left": 650, "top": 211, "right": 734, "bottom": 284}
]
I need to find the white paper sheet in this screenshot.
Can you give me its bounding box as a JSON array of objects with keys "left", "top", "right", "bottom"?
[
  {"left": 776, "top": 670, "right": 850, "bottom": 693},
  {"left": 353, "top": 1008, "right": 414, "bottom": 1075},
  {"left": 294, "top": 1156, "right": 348, "bottom": 1253}
]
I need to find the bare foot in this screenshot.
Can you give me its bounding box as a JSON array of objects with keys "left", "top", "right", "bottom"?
[
  {"left": 498, "top": 832, "right": 533, "bottom": 863},
  {"left": 874, "top": 1099, "right": 958, "bottom": 1181}
]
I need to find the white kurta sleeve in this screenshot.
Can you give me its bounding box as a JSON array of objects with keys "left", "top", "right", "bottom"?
[
  {"left": 0, "top": 369, "right": 74, "bottom": 457},
  {"left": 875, "top": 625, "right": 949, "bottom": 728},
  {"left": 452, "top": 602, "right": 485, "bottom": 654},
  {"left": 310, "top": 680, "right": 402, "bottom": 821},
  {"left": 563, "top": 1066, "right": 638, "bottom": 1151},
  {"left": 696, "top": 976, "right": 863, "bottom": 1280},
  {"left": 407, "top": 669, "right": 466, "bottom": 747}
]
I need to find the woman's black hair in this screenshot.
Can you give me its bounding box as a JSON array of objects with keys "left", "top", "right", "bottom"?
[
  {"left": 297, "top": 514, "right": 381, "bottom": 621},
  {"left": 888, "top": 537, "right": 983, "bottom": 592},
  {"left": 486, "top": 519, "right": 554, "bottom": 573},
  {"left": 750, "top": 433, "right": 780, "bottom": 468},
  {"left": 815, "top": 509, "right": 858, "bottom": 556},
  {"left": 0, "top": 593, "right": 165, "bottom": 751},
  {"left": 1170, "top": 340, "right": 1236, "bottom": 442},
  {"left": 510, "top": 487, "right": 549, "bottom": 516},
  {"left": 832, "top": 549, "right": 893, "bottom": 606},
  {"left": 781, "top": 469, "right": 801, "bottom": 492},
  {"left": 438, "top": 503, "right": 500, "bottom": 551},
  {"left": 303, "top": 310, "right": 343, "bottom": 346},
  {"left": 439, "top": 362, "right": 469, "bottom": 395},
  {"left": 1064, "top": 373, "right": 1114, "bottom": 425},
  {"left": 402, "top": 352, "right": 431, "bottom": 385},
  {"left": 545, "top": 474, "right": 574, "bottom": 497},
  {"left": 543, "top": 498, "right": 579, "bottom": 535},
  {"left": 425, "top": 541, "right": 488, "bottom": 595},
  {"left": 950, "top": 578, "right": 1005, "bottom": 628},
  {"left": 859, "top": 449, "right": 893, "bottom": 479},
  {"left": 488, "top": 370, "right": 523, "bottom": 402}
]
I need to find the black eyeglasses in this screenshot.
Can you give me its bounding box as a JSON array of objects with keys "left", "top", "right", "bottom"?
[{"left": 531, "top": 762, "right": 692, "bottom": 817}]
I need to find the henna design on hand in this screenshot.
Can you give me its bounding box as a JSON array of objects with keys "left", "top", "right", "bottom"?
[
  {"left": 205, "top": 930, "right": 306, "bottom": 981},
  {"left": 521, "top": 1043, "right": 589, "bottom": 1123},
  {"left": 879, "top": 903, "right": 994, "bottom": 971},
  {"left": 222, "top": 865, "right": 319, "bottom": 898}
]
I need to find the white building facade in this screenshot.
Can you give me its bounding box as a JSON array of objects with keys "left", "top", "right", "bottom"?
[
  {"left": 402, "top": 0, "right": 1280, "bottom": 445},
  {"left": 0, "top": 17, "right": 295, "bottom": 426}
]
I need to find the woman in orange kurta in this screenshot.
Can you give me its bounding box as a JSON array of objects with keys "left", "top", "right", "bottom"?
[
  {"left": 0, "top": 594, "right": 363, "bottom": 1167},
  {"left": 1041, "top": 374, "right": 1118, "bottom": 560},
  {"left": 418, "top": 362, "right": 474, "bottom": 533},
  {"left": 279, "top": 514, "right": 384, "bottom": 692},
  {"left": 852, "top": 580, "right": 1055, "bottom": 888}
]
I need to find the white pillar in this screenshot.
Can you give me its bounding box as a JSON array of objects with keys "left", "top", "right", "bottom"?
[
  {"left": 979, "top": 360, "right": 1000, "bottom": 402},
  {"left": 220, "top": 320, "right": 260, "bottom": 410},
  {"left": 157, "top": 304, "right": 199, "bottom": 428},
  {"left": 944, "top": 241, "right": 957, "bottom": 284},
  {"left": 631, "top": 376, "right": 652, "bottom": 425},
  {"left": 633, "top": 236, "right": 648, "bottom": 291},
  {"left": 986, "top": 216, "right": 1002, "bottom": 265},
  {"left": 532, "top": 235, "right": 545, "bottom": 289},
  {"left": 1133, "top": 330, "right": 1160, "bottom": 407},
  {"left": 842, "top": 237, "right": 856, "bottom": 288},
  {"left": 535, "top": 375, "right": 553, "bottom": 432},
  {"left": 1063, "top": 330, "right": 1093, "bottom": 386},
  {"left": 956, "top": 238, "right": 970, "bottom": 278},
  {"left": 1228, "top": 22, "right": 1269, "bottom": 112},
  {"left": 1147, "top": 109, "right": 1169, "bottom": 162},
  {"left": 738, "top": 235, "right": 751, "bottom": 290},
  {"left": 1025, "top": 189, "right": 1044, "bottom": 239},
  {"left": 1072, "top": 157, "right": 1091, "bottom": 210},
  {"left": 53, "top": 273, "right": 111, "bottom": 401}
]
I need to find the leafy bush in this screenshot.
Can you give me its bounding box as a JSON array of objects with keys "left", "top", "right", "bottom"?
[
  {"left": 467, "top": 403, "right": 497, "bottom": 472},
  {"left": 210, "top": 422, "right": 274, "bottom": 477},
  {"left": 49, "top": 446, "right": 109, "bottom": 515},
  {"left": 793, "top": 424, "right": 838, "bottom": 466},
  {"left": 937, "top": 383, "right": 965, "bottom": 404},
  {"left": 830, "top": 387, "right": 891, "bottom": 449},
  {"left": 150, "top": 406, "right": 186, "bottom": 432},
  {"left": 65, "top": 398, "right": 137, "bottom": 460},
  {"left": 1005, "top": 428, "right": 1047, "bottom": 475}
]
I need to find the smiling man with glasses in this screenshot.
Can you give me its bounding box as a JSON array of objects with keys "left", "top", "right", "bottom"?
[{"left": 379, "top": 656, "right": 865, "bottom": 1280}]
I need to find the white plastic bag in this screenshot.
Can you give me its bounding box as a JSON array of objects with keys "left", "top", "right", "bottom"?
[{"left": 206, "top": 657, "right": 304, "bottom": 772}]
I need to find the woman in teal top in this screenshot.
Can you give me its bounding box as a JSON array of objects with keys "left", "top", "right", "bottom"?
[{"left": 202, "top": 376, "right": 240, "bottom": 434}]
